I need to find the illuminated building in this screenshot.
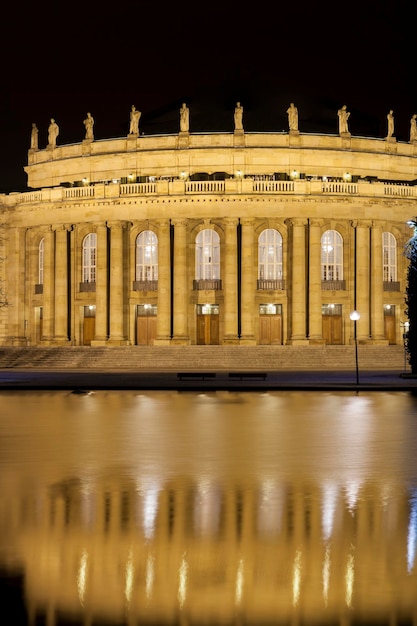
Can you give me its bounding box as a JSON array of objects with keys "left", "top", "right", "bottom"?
[{"left": 0, "top": 104, "right": 415, "bottom": 350}]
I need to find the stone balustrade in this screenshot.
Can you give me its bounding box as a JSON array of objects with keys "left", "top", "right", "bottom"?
[{"left": 5, "top": 178, "right": 417, "bottom": 206}]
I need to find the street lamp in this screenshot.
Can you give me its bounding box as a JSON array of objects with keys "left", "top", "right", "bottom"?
[
  {"left": 401, "top": 321, "right": 410, "bottom": 373},
  {"left": 350, "top": 310, "right": 360, "bottom": 385}
]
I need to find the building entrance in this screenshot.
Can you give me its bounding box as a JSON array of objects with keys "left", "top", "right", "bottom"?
[
  {"left": 258, "top": 304, "right": 282, "bottom": 345},
  {"left": 136, "top": 304, "right": 157, "bottom": 345},
  {"left": 322, "top": 304, "right": 343, "bottom": 345},
  {"left": 384, "top": 305, "right": 396, "bottom": 344},
  {"left": 83, "top": 306, "right": 96, "bottom": 345},
  {"left": 196, "top": 304, "right": 219, "bottom": 345}
]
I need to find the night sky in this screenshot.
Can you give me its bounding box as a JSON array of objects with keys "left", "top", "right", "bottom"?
[{"left": 1, "top": 0, "right": 416, "bottom": 192}]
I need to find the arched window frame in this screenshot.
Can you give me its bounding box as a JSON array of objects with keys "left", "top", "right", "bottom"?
[
  {"left": 321, "top": 230, "right": 343, "bottom": 281},
  {"left": 382, "top": 231, "right": 397, "bottom": 281},
  {"left": 82, "top": 233, "right": 97, "bottom": 283},
  {"left": 258, "top": 229, "right": 283, "bottom": 280},
  {"left": 135, "top": 230, "right": 158, "bottom": 281},
  {"left": 195, "top": 229, "right": 220, "bottom": 280},
  {"left": 38, "top": 238, "right": 44, "bottom": 285}
]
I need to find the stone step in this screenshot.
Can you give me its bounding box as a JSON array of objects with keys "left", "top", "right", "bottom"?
[{"left": 0, "top": 345, "right": 406, "bottom": 370}]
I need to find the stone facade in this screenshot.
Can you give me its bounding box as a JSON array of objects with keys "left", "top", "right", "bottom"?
[{"left": 1, "top": 125, "right": 416, "bottom": 348}]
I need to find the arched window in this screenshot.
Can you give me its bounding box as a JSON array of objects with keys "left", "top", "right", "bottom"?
[
  {"left": 136, "top": 231, "right": 158, "bottom": 281},
  {"left": 258, "top": 229, "right": 283, "bottom": 280},
  {"left": 38, "top": 238, "right": 44, "bottom": 284},
  {"left": 195, "top": 229, "right": 220, "bottom": 279},
  {"left": 321, "top": 230, "right": 343, "bottom": 280},
  {"left": 82, "top": 233, "right": 97, "bottom": 283},
  {"left": 383, "top": 232, "right": 397, "bottom": 281}
]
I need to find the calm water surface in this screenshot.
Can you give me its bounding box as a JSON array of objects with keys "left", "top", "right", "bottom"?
[{"left": 1, "top": 389, "right": 417, "bottom": 625}]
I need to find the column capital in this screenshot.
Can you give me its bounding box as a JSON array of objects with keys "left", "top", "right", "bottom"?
[
  {"left": 353, "top": 219, "right": 372, "bottom": 229},
  {"left": 171, "top": 218, "right": 188, "bottom": 228},
  {"left": 285, "top": 217, "right": 308, "bottom": 228},
  {"left": 240, "top": 217, "right": 255, "bottom": 227},
  {"left": 106, "top": 220, "right": 129, "bottom": 230},
  {"left": 309, "top": 218, "right": 324, "bottom": 228},
  {"left": 223, "top": 217, "right": 239, "bottom": 228},
  {"left": 155, "top": 218, "right": 171, "bottom": 229},
  {"left": 52, "top": 223, "right": 72, "bottom": 232}
]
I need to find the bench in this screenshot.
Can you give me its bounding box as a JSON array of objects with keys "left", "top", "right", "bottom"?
[
  {"left": 177, "top": 372, "right": 216, "bottom": 381},
  {"left": 228, "top": 372, "right": 268, "bottom": 381}
]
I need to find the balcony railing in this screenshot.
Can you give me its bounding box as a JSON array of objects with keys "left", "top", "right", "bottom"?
[
  {"left": 79, "top": 282, "right": 96, "bottom": 292},
  {"left": 257, "top": 279, "right": 286, "bottom": 290},
  {"left": 321, "top": 280, "right": 346, "bottom": 290},
  {"left": 252, "top": 181, "right": 294, "bottom": 193},
  {"left": 321, "top": 182, "right": 358, "bottom": 194},
  {"left": 121, "top": 183, "right": 157, "bottom": 195},
  {"left": 383, "top": 280, "right": 400, "bottom": 291},
  {"left": 186, "top": 181, "right": 225, "bottom": 193},
  {"left": 132, "top": 280, "right": 158, "bottom": 291},
  {"left": 10, "top": 178, "right": 417, "bottom": 205},
  {"left": 193, "top": 279, "right": 222, "bottom": 290}
]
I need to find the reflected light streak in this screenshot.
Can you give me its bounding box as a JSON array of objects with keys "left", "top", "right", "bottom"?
[
  {"left": 77, "top": 549, "right": 88, "bottom": 607},
  {"left": 143, "top": 487, "right": 159, "bottom": 539},
  {"left": 345, "top": 551, "right": 355, "bottom": 607},
  {"left": 292, "top": 550, "right": 302, "bottom": 606},
  {"left": 344, "top": 479, "right": 361, "bottom": 515},
  {"left": 125, "top": 547, "right": 134, "bottom": 605},
  {"left": 178, "top": 553, "right": 188, "bottom": 608},
  {"left": 235, "top": 559, "right": 244, "bottom": 605},
  {"left": 407, "top": 489, "right": 417, "bottom": 573},
  {"left": 321, "top": 481, "right": 338, "bottom": 541},
  {"left": 322, "top": 544, "right": 331, "bottom": 606},
  {"left": 146, "top": 553, "right": 155, "bottom": 600}
]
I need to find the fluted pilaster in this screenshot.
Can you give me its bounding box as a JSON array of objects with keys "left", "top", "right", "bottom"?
[
  {"left": 240, "top": 218, "right": 255, "bottom": 344},
  {"left": 171, "top": 218, "right": 189, "bottom": 343}
]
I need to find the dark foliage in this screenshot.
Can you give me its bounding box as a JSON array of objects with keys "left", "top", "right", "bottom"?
[{"left": 404, "top": 221, "right": 417, "bottom": 373}]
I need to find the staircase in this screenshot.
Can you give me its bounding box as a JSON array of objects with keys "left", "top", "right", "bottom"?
[{"left": 0, "top": 345, "right": 406, "bottom": 371}]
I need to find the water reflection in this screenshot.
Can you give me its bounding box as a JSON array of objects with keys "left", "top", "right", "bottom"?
[{"left": 1, "top": 390, "right": 417, "bottom": 625}]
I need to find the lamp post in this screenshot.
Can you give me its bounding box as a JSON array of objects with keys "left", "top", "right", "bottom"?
[
  {"left": 401, "top": 321, "right": 410, "bottom": 373},
  {"left": 350, "top": 310, "right": 360, "bottom": 385}
]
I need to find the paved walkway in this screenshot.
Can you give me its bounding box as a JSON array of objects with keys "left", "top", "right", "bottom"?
[{"left": 0, "top": 368, "right": 416, "bottom": 391}]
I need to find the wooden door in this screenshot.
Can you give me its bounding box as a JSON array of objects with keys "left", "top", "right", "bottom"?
[
  {"left": 322, "top": 315, "right": 342, "bottom": 344},
  {"left": 197, "top": 314, "right": 219, "bottom": 345},
  {"left": 83, "top": 317, "right": 95, "bottom": 345},
  {"left": 136, "top": 316, "right": 157, "bottom": 345},
  {"left": 259, "top": 315, "right": 282, "bottom": 345},
  {"left": 384, "top": 315, "right": 396, "bottom": 344}
]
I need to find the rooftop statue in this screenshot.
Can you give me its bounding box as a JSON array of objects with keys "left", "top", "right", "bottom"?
[
  {"left": 287, "top": 102, "right": 299, "bottom": 132},
  {"left": 234, "top": 102, "right": 243, "bottom": 131},
  {"left": 47, "top": 118, "right": 59, "bottom": 148},
  {"left": 30, "top": 123, "right": 38, "bottom": 150},
  {"left": 410, "top": 114, "right": 417, "bottom": 143},
  {"left": 83, "top": 112, "right": 94, "bottom": 141},
  {"left": 386, "top": 110, "right": 395, "bottom": 139},
  {"left": 337, "top": 105, "right": 350, "bottom": 135},
  {"left": 129, "top": 105, "right": 141, "bottom": 136},
  {"left": 180, "top": 102, "right": 189, "bottom": 133}
]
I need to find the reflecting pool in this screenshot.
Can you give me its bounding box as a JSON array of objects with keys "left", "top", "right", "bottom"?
[{"left": 1, "top": 389, "right": 417, "bottom": 625}]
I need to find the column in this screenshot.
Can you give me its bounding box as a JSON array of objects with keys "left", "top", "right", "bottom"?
[
  {"left": 108, "top": 221, "right": 127, "bottom": 344},
  {"left": 355, "top": 221, "right": 371, "bottom": 342},
  {"left": 240, "top": 218, "right": 255, "bottom": 344},
  {"left": 41, "top": 227, "right": 55, "bottom": 342},
  {"left": 155, "top": 219, "right": 171, "bottom": 344},
  {"left": 286, "top": 218, "right": 308, "bottom": 344},
  {"left": 308, "top": 219, "right": 324, "bottom": 343},
  {"left": 7, "top": 228, "right": 26, "bottom": 344},
  {"left": 53, "top": 225, "right": 69, "bottom": 343},
  {"left": 224, "top": 218, "right": 239, "bottom": 343},
  {"left": 370, "top": 221, "right": 387, "bottom": 343},
  {"left": 171, "top": 218, "right": 189, "bottom": 343},
  {"left": 93, "top": 223, "right": 108, "bottom": 344}
]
